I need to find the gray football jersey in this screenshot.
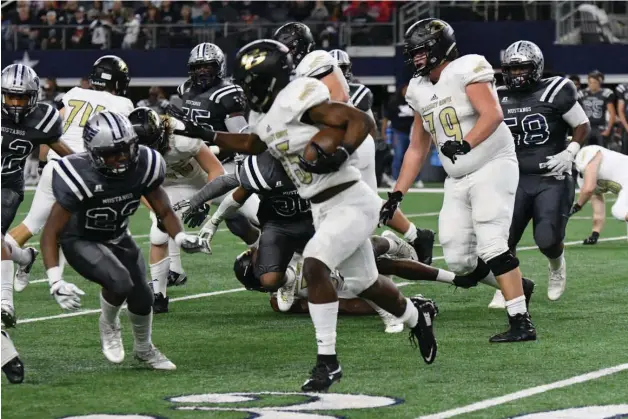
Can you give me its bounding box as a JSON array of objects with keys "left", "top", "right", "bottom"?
[
  {"left": 348, "top": 82, "right": 374, "bottom": 113},
  {"left": 177, "top": 79, "right": 246, "bottom": 131},
  {"left": 1, "top": 102, "right": 62, "bottom": 192},
  {"left": 52, "top": 145, "right": 165, "bottom": 241},
  {"left": 498, "top": 77, "right": 578, "bottom": 175},
  {"left": 578, "top": 87, "right": 615, "bottom": 128},
  {"left": 237, "top": 150, "right": 311, "bottom": 224}
]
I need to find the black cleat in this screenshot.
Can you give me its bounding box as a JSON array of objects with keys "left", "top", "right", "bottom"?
[
  {"left": 412, "top": 229, "right": 435, "bottom": 265},
  {"left": 408, "top": 295, "right": 439, "bottom": 364},
  {"left": 489, "top": 312, "right": 537, "bottom": 343},
  {"left": 153, "top": 293, "right": 169, "bottom": 314},
  {"left": 1, "top": 331, "right": 24, "bottom": 384},
  {"left": 167, "top": 270, "right": 187, "bottom": 287},
  {"left": 522, "top": 277, "right": 535, "bottom": 308},
  {"left": 1, "top": 305, "right": 16, "bottom": 328},
  {"left": 583, "top": 234, "right": 599, "bottom": 245},
  {"left": 301, "top": 362, "right": 342, "bottom": 392}
]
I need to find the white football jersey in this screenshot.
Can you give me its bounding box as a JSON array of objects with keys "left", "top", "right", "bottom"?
[
  {"left": 249, "top": 77, "right": 360, "bottom": 199},
  {"left": 162, "top": 117, "right": 207, "bottom": 188},
  {"left": 295, "top": 50, "right": 350, "bottom": 98},
  {"left": 405, "top": 54, "right": 516, "bottom": 177},
  {"left": 48, "top": 87, "right": 134, "bottom": 160},
  {"left": 574, "top": 145, "right": 628, "bottom": 194}
]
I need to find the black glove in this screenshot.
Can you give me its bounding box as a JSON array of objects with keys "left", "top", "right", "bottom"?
[
  {"left": 38, "top": 160, "right": 47, "bottom": 176},
  {"left": 379, "top": 191, "right": 403, "bottom": 226},
  {"left": 298, "top": 143, "right": 351, "bottom": 174},
  {"left": 173, "top": 119, "right": 217, "bottom": 144},
  {"left": 182, "top": 203, "right": 210, "bottom": 228},
  {"left": 568, "top": 203, "right": 582, "bottom": 217},
  {"left": 440, "top": 140, "right": 471, "bottom": 164},
  {"left": 166, "top": 104, "right": 186, "bottom": 120}
]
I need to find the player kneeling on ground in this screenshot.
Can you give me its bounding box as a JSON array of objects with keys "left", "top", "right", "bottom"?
[{"left": 40, "top": 111, "right": 209, "bottom": 370}]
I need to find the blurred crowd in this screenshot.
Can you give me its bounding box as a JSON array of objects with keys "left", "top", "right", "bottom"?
[{"left": 2, "top": 0, "right": 400, "bottom": 50}]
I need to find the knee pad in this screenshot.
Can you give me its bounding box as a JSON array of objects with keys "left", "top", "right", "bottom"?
[
  {"left": 107, "top": 271, "right": 134, "bottom": 297},
  {"left": 539, "top": 244, "right": 563, "bottom": 260},
  {"left": 486, "top": 251, "right": 520, "bottom": 277},
  {"left": 234, "top": 250, "right": 264, "bottom": 292},
  {"left": 452, "top": 258, "right": 490, "bottom": 288},
  {"left": 150, "top": 217, "right": 169, "bottom": 246},
  {"left": 534, "top": 223, "right": 560, "bottom": 252},
  {"left": 126, "top": 281, "right": 154, "bottom": 315},
  {"left": 444, "top": 254, "right": 478, "bottom": 276},
  {"left": 259, "top": 272, "right": 285, "bottom": 292}
]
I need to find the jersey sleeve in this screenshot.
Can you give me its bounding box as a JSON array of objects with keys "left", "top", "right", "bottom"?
[
  {"left": 52, "top": 159, "right": 86, "bottom": 212},
  {"left": 616, "top": 84, "right": 628, "bottom": 102},
  {"left": 36, "top": 103, "right": 63, "bottom": 143},
  {"left": 404, "top": 78, "right": 422, "bottom": 112},
  {"left": 602, "top": 88, "right": 616, "bottom": 104},
  {"left": 238, "top": 152, "right": 274, "bottom": 193},
  {"left": 279, "top": 78, "right": 330, "bottom": 121},
  {"left": 177, "top": 79, "right": 192, "bottom": 96},
  {"left": 350, "top": 85, "right": 374, "bottom": 113},
  {"left": 457, "top": 54, "right": 495, "bottom": 86},
  {"left": 218, "top": 85, "right": 247, "bottom": 116},
  {"left": 140, "top": 147, "right": 166, "bottom": 194},
  {"left": 121, "top": 98, "right": 134, "bottom": 115},
  {"left": 541, "top": 78, "right": 579, "bottom": 114},
  {"left": 53, "top": 93, "right": 65, "bottom": 110},
  {"left": 295, "top": 50, "right": 336, "bottom": 79}
]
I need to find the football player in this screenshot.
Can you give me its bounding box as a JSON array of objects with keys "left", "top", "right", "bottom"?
[
  {"left": 570, "top": 145, "right": 628, "bottom": 223},
  {"left": 40, "top": 111, "right": 209, "bottom": 369},
  {"left": 182, "top": 39, "right": 439, "bottom": 391},
  {"left": 616, "top": 82, "right": 628, "bottom": 144},
  {"left": 578, "top": 70, "right": 616, "bottom": 146},
  {"left": 329, "top": 49, "right": 375, "bottom": 121},
  {"left": 274, "top": 23, "right": 436, "bottom": 265},
  {"left": 1, "top": 328, "right": 23, "bottom": 384},
  {"left": 385, "top": 18, "right": 536, "bottom": 342},
  {"left": 7, "top": 56, "right": 134, "bottom": 292},
  {"left": 172, "top": 42, "right": 254, "bottom": 286},
  {"left": 488, "top": 41, "right": 590, "bottom": 307},
  {"left": 1, "top": 64, "right": 73, "bottom": 328}
]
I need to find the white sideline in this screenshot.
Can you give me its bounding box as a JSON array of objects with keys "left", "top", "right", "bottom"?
[{"left": 418, "top": 363, "right": 628, "bottom": 419}]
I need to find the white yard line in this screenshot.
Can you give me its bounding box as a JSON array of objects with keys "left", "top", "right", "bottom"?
[{"left": 418, "top": 363, "right": 628, "bottom": 419}]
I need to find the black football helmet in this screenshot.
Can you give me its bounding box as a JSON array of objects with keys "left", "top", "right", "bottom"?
[
  {"left": 404, "top": 18, "right": 458, "bottom": 77},
  {"left": 233, "top": 249, "right": 264, "bottom": 292},
  {"left": 501, "top": 41, "right": 544, "bottom": 90},
  {"left": 89, "top": 55, "right": 130, "bottom": 96},
  {"left": 273, "top": 22, "right": 315, "bottom": 66},
  {"left": 128, "top": 107, "right": 168, "bottom": 155},
  {"left": 233, "top": 39, "right": 293, "bottom": 114}
]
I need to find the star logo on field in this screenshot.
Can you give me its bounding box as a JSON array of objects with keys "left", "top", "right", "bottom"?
[{"left": 13, "top": 52, "right": 39, "bottom": 68}]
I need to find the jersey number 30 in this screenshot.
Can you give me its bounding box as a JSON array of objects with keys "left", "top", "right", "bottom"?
[{"left": 504, "top": 113, "right": 550, "bottom": 146}]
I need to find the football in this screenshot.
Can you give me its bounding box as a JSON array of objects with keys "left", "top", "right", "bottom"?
[{"left": 302, "top": 127, "right": 346, "bottom": 162}]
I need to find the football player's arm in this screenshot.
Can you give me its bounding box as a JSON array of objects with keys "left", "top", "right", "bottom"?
[
  {"left": 213, "top": 186, "right": 250, "bottom": 223},
  {"left": 307, "top": 101, "right": 375, "bottom": 152},
  {"left": 617, "top": 97, "right": 628, "bottom": 131},
  {"left": 39, "top": 145, "right": 50, "bottom": 171},
  {"left": 48, "top": 139, "right": 74, "bottom": 157},
  {"left": 145, "top": 185, "right": 185, "bottom": 238},
  {"left": 321, "top": 70, "right": 350, "bottom": 103},
  {"left": 40, "top": 202, "right": 71, "bottom": 271},
  {"left": 601, "top": 101, "right": 617, "bottom": 136},
  {"left": 394, "top": 112, "right": 431, "bottom": 194},
  {"left": 464, "top": 82, "right": 504, "bottom": 148},
  {"left": 213, "top": 132, "right": 267, "bottom": 154},
  {"left": 188, "top": 173, "right": 240, "bottom": 210},
  {"left": 576, "top": 152, "right": 602, "bottom": 207},
  {"left": 562, "top": 101, "right": 591, "bottom": 147},
  {"left": 195, "top": 142, "right": 226, "bottom": 182}
]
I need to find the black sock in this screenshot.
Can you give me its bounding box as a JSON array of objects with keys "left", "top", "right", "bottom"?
[{"left": 317, "top": 354, "right": 338, "bottom": 365}]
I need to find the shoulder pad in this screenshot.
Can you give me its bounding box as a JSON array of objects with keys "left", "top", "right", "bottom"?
[
  {"left": 539, "top": 77, "right": 577, "bottom": 111},
  {"left": 295, "top": 50, "right": 336, "bottom": 79},
  {"left": 405, "top": 77, "right": 423, "bottom": 112},
  {"left": 208, "top": 83, "right": 244, "bottom": 105},
  {"left": 32, "top": 103, "right": 63, "bottom": 138},
  {"left": 276, "top": 78, "right": 330, "bottom": 119},
  {"left": 452, "top": 54, "right": 495, "bottom": 86},
  {"left": 574, "top": 145, "right": 602, "bottom": 173},
  {"left": 215, "top": 85, "right": 246, "bottom": 115},
  {"left": 349, "top": 84, "right": 373, "bottom": 112},
  {"left": 239, "top": 151, "right": 278, "bottom": 192},
  {"left": 52, "top": 155, "right": 94, "bottom": 209},
  {"left": 616, "top": 84, "right": 628, "bottom": 100},
  {"left": 121, "top": 98, "right": 134, "bottom": 115},
  {"left": 177, "top": 79, "right": 192, "bottom": 96},
  {"left": 602, "top": 88, "right": 615, "bottom": 99},
  {"left": 138, "top": 145, "right": 166, "bottom": 191}
]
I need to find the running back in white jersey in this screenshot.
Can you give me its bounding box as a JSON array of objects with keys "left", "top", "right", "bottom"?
[
  {"left": 295, "top": 50, "right": 350, "bottom": 98},
  {"left": 405, "top": 54, "right": 516, "bottom": 177},
  {"left": 575, "top": 145, "right": 628, "bottom": 193},
  {"left": 162, "top": 117, "right": 208, "bottom": 189},
  {"left": 48, "top": 87, "right": 134, "bottom": 160},
  {"left": 249, "top": 77, "right": 360, "bottom": 200}
]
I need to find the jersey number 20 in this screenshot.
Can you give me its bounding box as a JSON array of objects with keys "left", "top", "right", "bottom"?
[{"left": 85, "top": 200, "right": 140, "bottom": 231}]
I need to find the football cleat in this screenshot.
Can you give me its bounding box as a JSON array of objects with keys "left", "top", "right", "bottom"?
[
  {"left": 134, "top": 345, "right": 176, "bottom": 370},
  {"left": 408, "top": 295, "right": 439, "bottom": 364},
  {"left": 547, "top": 258, "right": 566, "bottom": 301},
  {"left": 489, "top": 312, "right": 536, "bottom": 343},
  {"left": 379, "top": 309, "right": 404, "bottom": 334},
  {"left": 523, "top": 277, "right": 535, "bottom": 308},
  {"left": 276, "top": 266, "right": 298, "bottom": 312},
  {"left": 14, "top": 247, "right": 38, "bottom": 292},
  {"left": 99, "top": 316, "right": 125, "bottom": 363},
  {"left": 412, "top": 229, "right": 435, "bottom": 265},
  {"left": 301, "top": 362, "right": 342, "bottom": 392},
  {"left": 381, "top": 230, "right": 418, "bottom": 261},
  {"left": 153, "top": 293, "right": 169, "bottom": 314},
  {"left": 167, "top": 270, "right": 187, "bottom": 287},
  {"left": 488, "top": 290, "right": 505, "bottom": 309},
  {"left": 1, "top": 303, "right": 16, "bottom": 328},
  {"left": 1, "top": 331, "right": 24, "bottom": 384},
  {"left": 583, "top": 234, "right": 599, "bottom": 245}
]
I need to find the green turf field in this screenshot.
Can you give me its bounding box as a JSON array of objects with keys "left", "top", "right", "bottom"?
[{"left": 2, "top": 189, "right": 627, "bottom": 419}]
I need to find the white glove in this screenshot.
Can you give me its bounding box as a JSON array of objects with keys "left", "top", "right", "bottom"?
[
  {"left": 175, "top": 232, "right": 212, "bottom": 255},
  {"left": 543, "top": 143, "right": 580, "bottom": 174},
  {"left": 198, "top": 217, "right": 221, "bottom": 243},
  {"left": 48, "top": 268, "right": 84, "bottom": 311}
]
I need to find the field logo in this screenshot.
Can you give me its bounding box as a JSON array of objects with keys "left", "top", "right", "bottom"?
[{"left": 514, "top": 404, "right": 628, "bottom": 418}]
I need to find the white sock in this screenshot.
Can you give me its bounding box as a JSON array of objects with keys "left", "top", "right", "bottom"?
[
  {"left": 480, "top": 272, "right": 500, "bottom": 289},
  {"left": 99, "top": 292, "right": 122, "bottom": 325},
  {"left": 1, "top": 260, "right": 14, "bottom": 306},
  {"left": 128, "top": 310, "right": 153, "bottom": 353},
  {"left": 308, "top": 301, "right": 338, "bottom": 355},
  {"left": 384, "top": 236, "right": 400, "bottom": 255},
  {"left": 5, "top": 234, "right": 31, "bottom": 267},
  {"left": 149, "top": 257, "right": 170, "bottom": 297},
  {"left": 548, "top": 251, "right": 564, "bottom": 271},
  {"left": 436, "top": 269, "right": 455, "bottom": 284},
  {"left": 398, "top": 298, "right": 419, "bottom": 328},
  {"left": 505, "top": 295, "right": 527, "bottom": 316},
  {"left": 403, "top": 224, "right": 418, "bottom": 243},
  {"left": 168, "top": 239, "right": 183, "bottom": 274}
]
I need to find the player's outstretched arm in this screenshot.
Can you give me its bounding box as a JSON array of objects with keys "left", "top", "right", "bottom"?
[
  {"left": 48, "top": 139, "right": 74, "bottom": 157},
  {"left": 199, "top": 187, "right": 252, "bottom": 243},
  {"left": 183, "top": 173, "right": 240, "bottom": 212},
  {"left": 602, "top": 101, "right": 617, "bottom": 137},
  {"left": 575, "top": 152, "right": 602, "bottom": 210},
  {"left": 195, "top": 143, "right": 226, "bottom": 182},
  {"left": 464, "top": 82, "right": 504, "bottom": 148},
  {"left": 394, "top": 112, "right": 431, "bottom": 194},
  {"left": 307, "top": 101, "right": 374, "bottom": 152}
]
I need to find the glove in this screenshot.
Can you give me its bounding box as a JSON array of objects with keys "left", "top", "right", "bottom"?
[
  {"left": 568, "top": 203, "right": 582, "bottom": 217},
  {"left": 379, "top": 191, "right": 403, "bottom": 226},
  {"left": 166, "top": 104, "right": 186, "bottom": 120},
  {"left": 440, "top": 140, "right": 471, "bottom": 164},
  {"left": 173, "top": 119, "right": 217, "bottom": 144},
  {"left": 38, "top": 160, "right": 47, "bottom": 176},
  {"left": 175, "top": 233, "right": 211, "bottom": 255},
  {"left": 198, "top": 217, "right": 220, "bottom": 243},
  {"left": 172, "top": 199, "right": 191, "bottom": 213},
  {"left": 298, "top": 143, "right": 350, "bottom": 174},
  {"left": 48, "top": 268, "right": 85, "bottom": 311},
  {"left": 544, "top": 149, "right": 575, "bottom": 174},
  {"left": 182, "top": 203, "right": 210, "bottom": 228}
]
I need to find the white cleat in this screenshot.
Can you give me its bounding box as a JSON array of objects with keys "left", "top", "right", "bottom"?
[
  {"left": 14, "top": 248, "right": 38, "bottom": 292},
  {"left": 99, "top": 317, "right": 125, "bottom": 364},
  {"left": 381, "top": 230, "right": 418, "bottom": 261},
  {"left": 380, "top": 310, "right": 404, "bottom": 334},
  {"left": 134, "top": 345, "right": 176, "bottom": 370},
  {"left": 277, "top": 266, "right": 298, "bottom": 312},
  {"left": 488, "top": 290, "right": 506, "bottom": 309},
  {"left": 547, "top": 258, "right": 566, "bottom": 301}
]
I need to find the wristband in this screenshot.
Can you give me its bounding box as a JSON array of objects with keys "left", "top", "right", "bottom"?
[
  {"left": 566, "top": 141, "right": 581, "bottom": 157},
  {"left": 47, "top": 266, "right": 62, "bottom": 286},
  {"left": 174, "top": 232, "right": 186, "bottom": 246}
]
